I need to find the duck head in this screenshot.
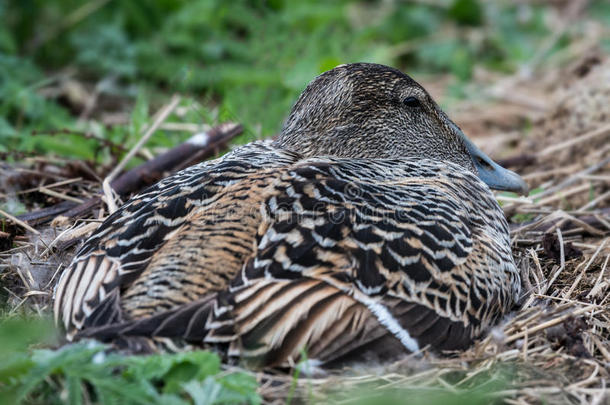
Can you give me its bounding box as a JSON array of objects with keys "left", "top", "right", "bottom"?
[{"left": 275, "top": 63, "right": 528, "bottom": 195}]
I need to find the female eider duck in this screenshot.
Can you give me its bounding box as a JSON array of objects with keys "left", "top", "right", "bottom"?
[{"left": 55, "top": 63, "right": 528, "bottom": 369}]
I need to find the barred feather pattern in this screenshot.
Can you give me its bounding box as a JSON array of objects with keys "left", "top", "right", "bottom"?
[
  {"left": 54, "top": 142, "right": 299, "bottom": 332},
  {"left": 55, "top": 141, "right": 520, "bottom": 368}
]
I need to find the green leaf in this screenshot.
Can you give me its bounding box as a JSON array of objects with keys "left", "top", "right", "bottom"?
[
  {"left": 215, "top": 372, "right": 261, "bottom": 404},
  {"left": 163, "top": 362, "right": 201, "bottom": 394},
  {"left": 183, "top": 378, "right": 223, "bottom": 405},
  {"left": 66, "top": 374, "right": 83, "bottom": 405},
  {"left": 70, "top": 23, "right": 137, "bottom": 78},
  {"left": 0, "top": 353, "right": 34, "bottom": 384},
  {"left": 449, "top": 0, "right": 484, "bottom": 26},
  {"left": 0, "top": 317, "right": 54, "bottom": 358},
  {"left": 130, "top": 90, "right": 150, "bottom": 144},
  {"left": 183, "top": 373, "right": 261, "bottom": 405}
]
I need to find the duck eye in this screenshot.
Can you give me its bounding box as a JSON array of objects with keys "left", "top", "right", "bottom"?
[{"left": 403, "top": 96, "right": 421, "bottom": 108}]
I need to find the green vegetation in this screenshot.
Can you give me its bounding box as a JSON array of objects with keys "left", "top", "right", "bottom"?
[
  {"left": 1, "top": 318, "right": 515, "bottom": 405},
  {"left": 0, "top": 317, "right": 260, "bottom": 404},
  {"left": 3, "top": 0, "right": 609, "bottom": 159}
]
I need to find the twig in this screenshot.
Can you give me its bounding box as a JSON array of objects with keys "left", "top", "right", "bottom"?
[
  {"left": 541, "top": 228, "right": 566, "bottom": 295},
  {"left": 564, "top": 239, "right": 608, "bottom": 299},
  {"left": 41, "top": 222, "right": 101, "bottom": 257},
  {"left": 511, "top": 208, "right": 610, "bottom": 236},
  {"left": 0, "top": 208, "right": 40, "bottom": 235},
  {"left": 16, "top": 122, "right": 243, "bottom": 226},
  {"left": 504, "top": 305, "right": 600, "bottom": 343},
  {"left": 11, "top": 177, "right": 83, "bottom": 196},
  {"left": 102, "top": 95, "right": 181, "bottom": 213},
  {"left": 110, "top": 122, "right": 242, "bottom": 195},
  {"left": 172, "top": 122, "right": 243, "bottom": 172},
  {"left": 578, "top": 191, "right": 610, "bottom": 212},
  {"left": 38, "top": 187, "right": 84, "bottom": 204},
  {"left": 587, "top": 254, "right": 609, "bottom": 299},
  {"left": 535, "top": 183, "right": 594, "bottom": 207},
  {"left": 537, "top": 124, "right": 610, "bottom": 158},
  {"left": 15, "top": 201, "right": 77, "bottom": 224}
]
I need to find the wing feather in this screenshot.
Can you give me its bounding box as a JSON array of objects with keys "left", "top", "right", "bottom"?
[
  {"left": 233, "top": 158, "right": 496, "bottom": 362},
  {"left": 55, "top": 142, "right": 299, "bottom": 337}
]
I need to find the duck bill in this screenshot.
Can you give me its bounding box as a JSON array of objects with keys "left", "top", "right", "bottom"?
[{"left": 453, "top": 124, "right": 529, "bottom": 195}]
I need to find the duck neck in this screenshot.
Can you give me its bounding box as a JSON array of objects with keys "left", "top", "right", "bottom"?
[{"left": 274, "top": 125, "right": 391, "bottom": 159}]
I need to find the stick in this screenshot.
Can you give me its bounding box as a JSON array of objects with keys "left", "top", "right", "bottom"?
[
  {"left": 535, "top": 158, "right": 609, "bottom": 201},
  {"left": 15, "top": 122, "right": 243, "bottom": 227},
  {"left": 110, "top": 122, "right": 242, "bottom": 194},
  {"left": 15, "top": 200, "right": 77, "bottom": 224},
  {"left": 511, "top": 208, "right": 610, "bottom": 235},
  {"left": 102, "top": 95, "right": 181, "bottom": 213},
  {"left": 504, "top": 305, "right": 600, "bottom": 343},
  {"left": 537, "top": 123, "right": 610, "bottom": 157},
  {"left": 564, "top": 239, "right": 608, "bottom": 299},
  {"left": 38, "top": 187, "right": 84, "bottom": 204},
  {"left": 172, "top": 122, "right": 243, "bottom": 172},
  {"left": 0, "top": 208, "right": 41, "bottom": 235}
]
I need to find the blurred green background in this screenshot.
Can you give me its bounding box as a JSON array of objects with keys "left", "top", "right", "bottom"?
[{"left": 2, "top": 0, "right": 609, "bottom": 161}]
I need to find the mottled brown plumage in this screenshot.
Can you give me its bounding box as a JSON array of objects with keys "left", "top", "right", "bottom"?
[{"left": 54, "top": 63, "right": 526, "bottom": 369}]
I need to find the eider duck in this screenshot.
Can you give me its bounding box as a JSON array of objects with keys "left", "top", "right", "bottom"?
[{"left": 54, "top": 63, "right": 528, "bottom": 369}]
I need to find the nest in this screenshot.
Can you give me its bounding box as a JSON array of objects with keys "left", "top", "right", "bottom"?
[{"left": 1, "top": 55, "right": 609, "bottom": 404}]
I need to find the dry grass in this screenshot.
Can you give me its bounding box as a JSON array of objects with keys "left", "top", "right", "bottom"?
[{"left": 1, "top": 53, "right": 609, "bottom": 404}]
